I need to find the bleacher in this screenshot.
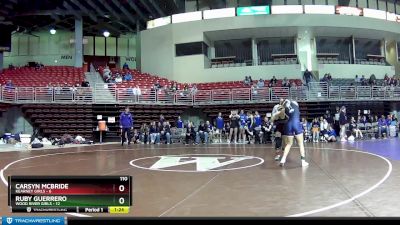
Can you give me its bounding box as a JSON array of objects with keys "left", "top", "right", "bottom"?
[
  {"left": 98, "top": 67, "right": 302, "bottom": 90},
  {"left": 330, "top": 79, "right": 385, "bottom": 86},
  {"left": 0, "top": 66, "right": 84, "bottom": 87}
]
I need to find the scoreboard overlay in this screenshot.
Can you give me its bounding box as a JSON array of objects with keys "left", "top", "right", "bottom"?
[{"left": 8, "top": 176, "right": 132, "bottom": 214}]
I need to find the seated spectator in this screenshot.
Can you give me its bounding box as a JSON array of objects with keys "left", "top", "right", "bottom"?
[
  {"left": 124, "top": 72, "right": 133, "bottom": 81},
  {"left": 311, "top": 118, "right": 320, "bottom": 143},
  {"left": 153, "top": 81, "right": 162, "bottom": 90},
  {"left": 320, "top": 117, "right": 329, "bottom": 139},
  {"left": 349, "top": 117, "right": 363, "bottom": 139},
  {"left": 140, "top": 123, "right": 149, "bottom": 144},
  {"left": 326, "top": 126, "right": 337, "bottom": 142},
  {"left": 249, "top": 76, "right": 253, "bottom": 84},
  {"left": 251, "top": 84, "right": 258, "bottom": 95},
  {"left": 191, "top": 84, "right": 198, "bottom": 95},
  {"left": 369, "top": 74, "right": 377, "bottom": 86},
  {"left": 378, "top": 115, "right": 388, "bottom": 138},
  {"left": 269, "top": 76, "right": 278, "bottom": 87},
  {"left": 115, "top": 73, "right": 123, "bottom": 83},
  {"left": 327, "top": 73, "right": 332, "bottom": 83},
  {"left": 302, "top": 118, "right": 311, "bottom": 142},
  {"left": 149, "top": 122, "right": 160, "bottom": 144},
  {"left": 161, "top": 122, "right": 172, "bottom": 144},
  {"left": 257, "top": 78, "right": 265, "bottom": 88},
  {"left": 360, "top": 75, "right": 367, "bottom": 86},
  {"left": 355, "top": 75, "right": 360, "bottom": 83},
  {"left": 321, "top": 74, "right": 329, "bottom": 83},
  {"left": 290, "top": 81, "right": 297, "bottom": 88},
  {"left": 244, "top": 76, "right": 250, "bottom": 86},
  {"left": 196, "top": 121, "right": 209, "bottom": 144},
  {"left": 122, "top": 62, "right": 129, "bottom": 70},
  {"left": 282, "top": 77, "right": 290, "bottom": 87},
  {"left": 5, "top": 80, "right": 14, "bottom": 90},
  {"left": 103, "top": 66, "right": 111, "bottom": 77},
  {"left": 261, "top": 116, "right": 272, "bottom": 143},
  {"left": 384, "top": 74, "right": 389, "bottom": 85},
  {"left": 134, "top": 85, "right": 141, "bottom": 96},
  {"left": 8, "top": 64, "right": 15, "bottom": 70},
  {"left": 81, "top": 79, "right": 90, "bottom": 87},
  {"left": 185, "top": 122, "right": 196, "bottom": 145},
  {"left": 171, "top": 83, "right": 178, "bottom": 92}
]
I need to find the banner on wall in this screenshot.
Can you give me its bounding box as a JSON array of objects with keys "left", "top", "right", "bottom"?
[
  {"left": 237, "top": 6, "right": 270, "bottom": 16},
  {"left": 203, "top": 8, "right": 235, "bottom": 19},
  {"left": 363, "top": 8, "right": 386, "bottom": 20},
  {"left": 387, "top": 12, "right": 400, "bottom": 22},
  {"left": 147, "top": 16, "right": 171, "bottom": 29},
  {"left": 271, "top": 5, "right": 303, "bottom": 14},
  {"left": 335, "top": 6, "right": 363, "bottom": 16},
  {"left": 304, "top": 5, "right": 335, "bottom": 14},
  {"left": 172, "top": 11, "right": 202, "bottom": 23}
]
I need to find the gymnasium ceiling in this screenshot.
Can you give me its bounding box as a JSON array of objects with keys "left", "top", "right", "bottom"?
[{"left": 0, "top": 0, "right": 182, "bottom": 36}]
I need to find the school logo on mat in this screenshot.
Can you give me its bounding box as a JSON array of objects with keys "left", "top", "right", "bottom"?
[{"left": 129, "top": 154, "right": 264, "bottom": 172}]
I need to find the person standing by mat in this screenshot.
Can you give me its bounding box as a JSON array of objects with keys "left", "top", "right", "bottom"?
[
  {"left": 120, "top": 106, "right": 134, "bottom": 146},
  {"left": 271, "top": 98, "right": 286, "bottom": 161},
  {"left": 277, "top": 99, "right": 309, "bottom": 167}
]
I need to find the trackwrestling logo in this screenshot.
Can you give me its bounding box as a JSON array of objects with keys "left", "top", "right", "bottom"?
[
  {"left": 129, "top": 154, "right": 264, "bottom": 172},
  {"left": 2, "top": 217, "right": 64, "bottom": 225}
]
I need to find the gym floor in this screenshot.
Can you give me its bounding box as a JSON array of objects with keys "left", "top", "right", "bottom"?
[{"left": 0, "top": 139, "right": 398, "bottom": 217}]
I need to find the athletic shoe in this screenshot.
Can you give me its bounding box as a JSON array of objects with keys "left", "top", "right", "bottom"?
[
  {"left": 121, "top": 142, "right": 124, "bottom": 146},
  {"left": 274, "top": 155, "right": 281, "bottom": 161},
  {"left": 167, "top": 143, "right": 170, "bottom": 145},
  {"left": 341, "top": 138, "right": 347, "bottom": 142},
  {"left": 279, "top": 159, "right": 286, "bottom": 167},
  {"left": 302, "top": 161, "right": 309, "bottom": 167},
  {"left": 227, "top": 140, "right": 230, "bottom": 144}
]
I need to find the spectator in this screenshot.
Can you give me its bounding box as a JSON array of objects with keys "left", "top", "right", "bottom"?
[
  {"left": 290, "top": 81, "right": 297, "bottom": 88},
  {"left": 154, "top": 81, "right": 161, "bottom": 90},
  {"left": 326, "top": 125, "right": 337, "bottom": 142},
  {"left": 249, "top": 76, "right": 253, "bottom": 84},
  {"left": 251, "top": 84, "right": 258, "bottom": 95},
  {"left": 159, "top": 115, "right": 165, "bottom": 124},
  {"left": 115, "top": 73, "right": 123, "bottom": 83},
  {"left": 139, "top": 123, "right": 149, "bottom": 144},
  {"left": 103, "top": 66, "right": 111, "bottom": 77},
  {"left": 5, "top": 80, "right": 14, "bottom": 90},
  {"left": 311, "top": 118, "right": 320, "bottom": 143},
  {"left": 149, "top": 121, "right": 160, "bottom": 144},
  {"left": 320, "top": 117, "right": 329, "bottom": 138},
  {"left": 378, "top": 115, "right": 388, "bottom": 139},
  {"left": 321, "top": 74, "right": 329, "bottom": 83},
  {"left": 185, "top": 122, "right": 196, "bottom": 145},
  {"left": 303, "top": 69, "right": 313, "bottom": 86},
  {"left": 191, "top": 84, "right": 198, "bottom": 95},
  {"left": 215, "top": 113, "right": 224, "bottom": 143},
  {"left": 261, "top": 116, "right": 272, "bottom": 143},
  {"left": 302, "top": 118, "right": 311, "bottom": 142},
  {"left": 244, "top": 76, "right": 250, "bottom": 86},
  {"left": 339, "top": 106, "right": 347, "bottom": 141},
  {"left": 282, "top": 77, "right": 290, "bottom": 87},
  {"left": 176, "top": 116, "right": 184, "bottom": 129},
  {"left": 122, "top": 62, "right": 129, "bottom": 70},
  {"left": 134, "top": 85, "right": 141, "bottom": 96},
  {"left": 161, "top": 122, "right": 172, "bottom": 144},
  {"left": 349, "top": 117, "right": 363, "bottom": 139},
  {"left": 81, "top": 79, "right": 90, "bottom": 87},
  {"left": 257, "top": 78, "right": 265, "bottom": 88},
  {"left": 360, "top": 75, "right": 367, "bottom": 86},
  {"left": 369, "top": 74, "right": 377, "bottom": 86},
  {"left": 269, "top": 76, "right": 277, "bottom": 87},
  {"left": 355, "top": 75, "right": 360, "bottom": 83},
  {"left": 196, "top": 121, "right": 209, "bottom": 144},
  {"left": 124, "top": 72, "right": 133, "bottom": 81}
]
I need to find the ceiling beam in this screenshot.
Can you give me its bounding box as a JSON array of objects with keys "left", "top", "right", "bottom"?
[
  {"left": 12, "top": 10, "right": 70, "bottom": 17},
  {"left": 97, "top": 0, "right": 136, "bottom": 32},
  {"left": 149, "top": 0, "right": 166, "bottom": 17},
  {"left": 126, "top": 0, "right": 147, "bottom": 22},
  {"left": 69, "top": 0, "right": 98, "bottom": 22},
  {"left": 110, "top": 0, "right": 138, "bottom": 25},
  {"left": 62, "top": 1, "right": 82, "bottom": 19},
  {"left": 139, "top": 0, "right": 158, "bottom": 18}
]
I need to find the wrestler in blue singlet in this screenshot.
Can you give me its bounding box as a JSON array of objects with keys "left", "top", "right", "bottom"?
[{"left": 283, "top": 100, "right": 303, "bottom": 136}]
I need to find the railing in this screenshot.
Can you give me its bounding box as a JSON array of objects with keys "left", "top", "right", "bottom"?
[{"left": 1, "top": 83, "right": 400, "bottom": 105}]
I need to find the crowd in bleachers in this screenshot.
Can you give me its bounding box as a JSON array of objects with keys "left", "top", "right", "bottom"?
[{"left": 125, "top": 107, "right": 399, "bottom": 145}]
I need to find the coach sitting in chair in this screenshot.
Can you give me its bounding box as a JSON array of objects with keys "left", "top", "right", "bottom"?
[{"left": 196, "top": 121, "right": 209, "bottom": 145}]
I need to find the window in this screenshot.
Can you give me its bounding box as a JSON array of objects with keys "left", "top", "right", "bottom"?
[{"left": 175, "top": 42, "right": 209, "bottom": 57}]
